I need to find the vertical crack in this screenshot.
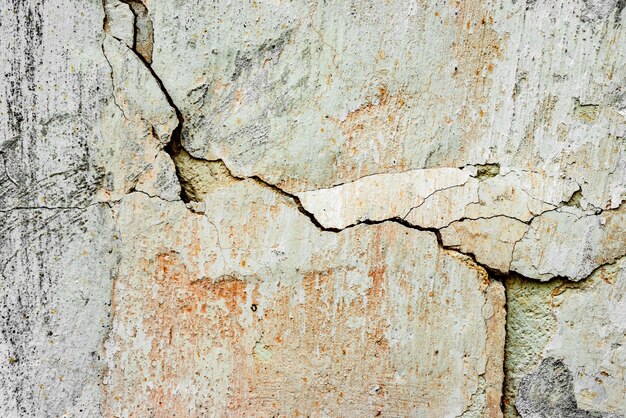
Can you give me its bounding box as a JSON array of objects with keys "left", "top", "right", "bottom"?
[
  {"left": 119, "top": 0, "right": 153, "bottom": 63},
  {"left": 103, "top": 0, "right": 186, "bottom": 201}
]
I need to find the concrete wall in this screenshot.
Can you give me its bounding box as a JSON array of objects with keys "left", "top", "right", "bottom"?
[{"left": 1, "top": 0, "right": 624, "bottom": 416}]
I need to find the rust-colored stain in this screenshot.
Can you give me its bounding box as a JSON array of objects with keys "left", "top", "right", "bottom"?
[
  {"left": 104, "top": 251, "right": 248, "bottom": 417},
  {"left": 319, "top": 0, "right": 509, "bottom": 187},
  {"left": 452, "top": 0, "right": 507, "bottom": 147},
  {"left": 329, "top": 85, "right": 410, "bottom": 180},
  {"left": 105, "top": 220, "right": 504, "bottom": 416},
  {"left": 338, "top": 86, "right": 406, "bottom": 140}
]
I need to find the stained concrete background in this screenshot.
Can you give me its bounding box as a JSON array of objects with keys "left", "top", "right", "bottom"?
[{"left": 0, "top": 0, "right": 624, "bottom": 416}]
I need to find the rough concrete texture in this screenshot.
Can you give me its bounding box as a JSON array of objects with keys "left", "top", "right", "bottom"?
[
  {"left": 503, "top": 275, "right": 563, "bottom": 417},
  {"left": 0, "top": 0, "right": 624, "bottom": 417},
  {"left": 503, "top": 258, "right": 626, "bottom": 417}
]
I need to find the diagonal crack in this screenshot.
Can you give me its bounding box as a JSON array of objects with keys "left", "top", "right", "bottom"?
[{"left": 103, "top": 0, "right": 185, "bottom": 200}]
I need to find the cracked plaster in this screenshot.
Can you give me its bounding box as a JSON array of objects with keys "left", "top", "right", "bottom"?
[{"left": 0, "top": 0, "right": 624, "bottom": 416}]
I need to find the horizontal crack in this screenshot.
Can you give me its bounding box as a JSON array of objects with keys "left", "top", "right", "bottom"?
[
  {"left": 162, "top": 134, "right": 626, "bottom": 285},
  {"left": 102, "top": 0, "right": 624, "bottom": 286}
]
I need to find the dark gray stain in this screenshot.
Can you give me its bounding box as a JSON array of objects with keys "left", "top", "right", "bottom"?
[
  {"left": 1, "top": 2, "right": 44, "bottom": 411},
  {"left": 616, "top": 0, "right": 626, "bottom": 23},
  {"left": 1, "top": 0, "right": 114, "bottom": 415},
  {"left": 1, "top": 0, "right": 43, "bottom": 205},
  {"left": 580, "top": 0, "right": 624, "bottom": 23},
  {"left": 1, "top": 0, "right": 104, "bottom": 211},
  {"left": 516, "top": 357, "right": 622, "bottom": 418},
  {"left": 231, "top": 28, "right": 294, "bottom": 82},
  {"left": 521, "top": 0, "right": 624, "bottom": 25}
]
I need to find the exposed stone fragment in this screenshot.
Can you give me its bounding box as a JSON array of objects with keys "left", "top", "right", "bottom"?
[
  {"left": 503, "top": 275, "right": 563, "bottom": 417},
  {"left": 505, "top": 258, "right": 626, "bottom": 417},
  {"left": 167, "top": 141, "right": 239, "bottom": 202},
  {"left": 510, "top": 206, "right": 626, "bottom": 281},
  {"left": 441, "top": 217, "right": 528, "bottom": 273},
  {"left": 297, "top": 167, "right": 471, "bottom": 230},
  {"left": 516, "top": 358, "right": 619, "bottom": 418},
  {"left": 405, "top": 168, "right": 578, "bottom": 229}
]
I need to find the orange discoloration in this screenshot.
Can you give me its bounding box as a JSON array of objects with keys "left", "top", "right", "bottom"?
[
  {"left": 234, "top": 88, "right": 244, "bottom": 105},
  {"left": 331, "top": 85, "right": 409, "bottom": 176},
  {"left": 105, "top": 252, "right": 249, "bottom": 417},
  {"left": 107, "top": 218, "right": 505, "bottom": 416},
  {"left": 452, "top": 0, "right": 506, "bottom": 150}
]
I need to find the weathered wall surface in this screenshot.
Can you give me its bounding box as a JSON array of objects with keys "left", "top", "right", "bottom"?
[{"left": 0, "top": 0, "right": 624, "bottom": 417}]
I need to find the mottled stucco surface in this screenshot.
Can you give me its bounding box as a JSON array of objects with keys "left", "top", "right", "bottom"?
[{"left": 0, "top": 0, "right": 624, "bottom": 417}]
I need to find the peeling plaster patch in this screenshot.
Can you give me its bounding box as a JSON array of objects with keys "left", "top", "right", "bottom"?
[
  {"left": 293, "top": 163, "right": 626, "bottom": 281},
  {"left": 296, "top": 167, "right": 471, "bottom": 230},
  {"left": 510, "top": 205, "right": 626, "bottom": 281},
  {"left": 298, "top": 166, "right": 578, "bottom": 233},
  {"left": 441, "top": 217, "right": 528, "bottom": 274}
]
